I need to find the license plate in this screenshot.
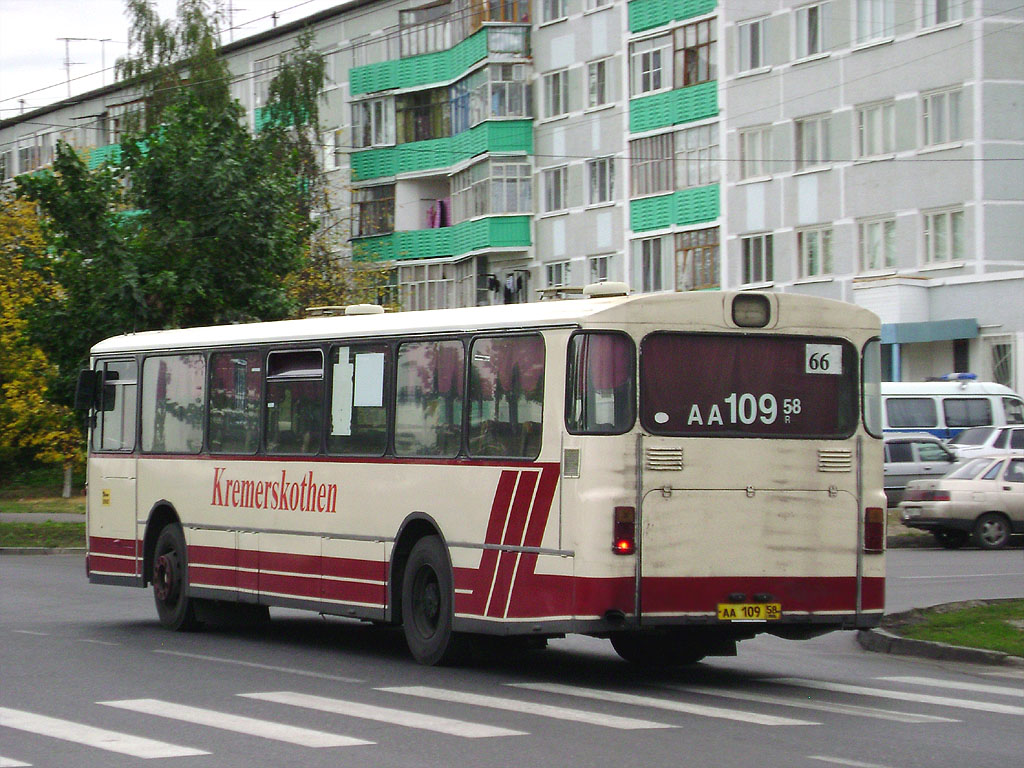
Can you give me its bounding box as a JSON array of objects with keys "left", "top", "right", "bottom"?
[
  {"left": 717, "top": 603, "right": 781, "bottom": 621},
  {"left": 902, "top": 507, "right": 921, "bottom": 518}
]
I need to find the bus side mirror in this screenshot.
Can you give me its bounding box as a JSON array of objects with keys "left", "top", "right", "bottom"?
[{"left": 74, "top": 369, "right": 101, "bottom": 411}]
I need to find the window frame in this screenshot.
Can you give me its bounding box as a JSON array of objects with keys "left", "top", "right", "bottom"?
[
  {"left": 675, "top": 122, "right": 720, "bottom": 189},
  {"left": 857, "top": 100, "right": 895, "bottom": 158},
  {"left": 741, "top": 233, "right": 774, "bottom": 284},
  {"left": 855, "top": 0, "right": 895, "bottom": 44},
  {"left": 739, "top": 125, "right": 773, "bottom": 179},
  {"left": 922, "top": 87, "right": 963, "bottom": 147},
  {"left": 923, "top": 207, "right": 965, "bottom": 264},
  {"left": 629, "top": 34, "right": 671, "bottom": 96},
  {"left": 796, "top": 225, "right": 834, "bottom": 278},
  {"left": 587, "top": 155, "right": 616, "bottom": 205},
  {"left": 795, "top": 113, "right": 831, "bottom": 169},
  {"left": 543, "top": 165, "right": 568, "bottom": 213},
  {"left": 587, "top": 58, "right": 611, "bottom": 109},
  {"left": 737, "top": 17, "right": 767, "bottom": 73},
  {"left": 858, "top": 217, "right": 896, "bottom": 272},
  {"left": 630, "top": 132, "right": 675, "bottom": 196},
  {"left": 795, "top": 2, "right": 829, "bottom": 59},
  {"left": 543, "top": 68, "right": 570, "bottom": 119}
]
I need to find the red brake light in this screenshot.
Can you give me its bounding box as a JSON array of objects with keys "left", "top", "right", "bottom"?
[
  {"left": 904, "top": 489, "right": 950, "bottom": 502},
  {"left": 613, "top": 506, "right": 636, "bottom": 555},
  {"left": 864, "top": 507, "right": 885, "bottom": 554}
]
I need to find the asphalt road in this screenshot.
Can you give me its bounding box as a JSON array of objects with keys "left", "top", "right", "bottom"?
[{"left": 1, "top": 551, "right": 1022, "bottom": 768}]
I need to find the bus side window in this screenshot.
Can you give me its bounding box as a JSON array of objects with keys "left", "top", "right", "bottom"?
[
  {"left": 943, "top": 397, "right": 992, "bottom": 429},
  {"left": 328, "top": 344, "right": 390, "bottom": 457},
  {"left": 209, "top": 351, "right": 262, "bottom": 454},
  {"left": 266, "top": 349, "right": 324, "bottom": 455},
  {"left": 566, "top": 332, "right": 636, "bottom": 435},
  {"left": 468, "top": 335, "right": 544, "bottom": 459},
  {"left": 395, "top": 340, "right": 463, "bottom": 458},
  {"left": 885, "top": 397, "right": 937, "bottom": 429},
  {"left": 92, "top": 360, "right": 138, "bottom": 452},
  {"left": 141, "top": 354, "right": 206, "bottom": 454}
]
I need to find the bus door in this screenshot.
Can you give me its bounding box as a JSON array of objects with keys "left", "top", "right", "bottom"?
[
  {"left": 636, "top": 333, "right": 863, "bottom": 624},
  {"left": 86, "top": 360, "right": 140, "bottom": 569}
]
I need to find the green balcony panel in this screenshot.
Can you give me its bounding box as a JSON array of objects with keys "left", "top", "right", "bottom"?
[
  {"left": 351, "top": 120, "right": 532, "bottom": 181},
  {"left": 630, "top": 184, "right": 719, "bottom": 232},
  {"left": 350, "top": 28, "right": 490, "bottom": 95},
  {"left": 352, "top": 234, "right": 398, "bottom": 262},
  {"left": 628, "top": 0, "right": 717, "bottom": 33},
  {"left": 85, "top": 143, "right": 122, "bottom": 169},
  {"left": 629, "top": 81, "right": 718, "bottom": 133},
  {"left": 394, "top": 227, "right": 455, "bottom": 259},
  {"left": 352, "top": 215, "right": 531, "bottom": 262}
]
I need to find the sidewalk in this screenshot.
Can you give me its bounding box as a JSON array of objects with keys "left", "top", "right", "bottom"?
[{"left": 0, "top": 512, "right": 85, "bottom": 523}]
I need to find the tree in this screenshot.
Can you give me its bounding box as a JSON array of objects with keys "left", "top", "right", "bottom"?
[{"left": 0, "top": 193, "right": 82, "bottom": 492}]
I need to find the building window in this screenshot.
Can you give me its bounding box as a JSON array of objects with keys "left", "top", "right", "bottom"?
[
  {"left": 352, "top": 97, "right": 395, "bottom": 148},
  {"left": 629, "top": 35, "right": 671, "bottom": 96},
  {"left": 400, "top": 263, "right": 455, "bottom": 311},
  {"left": 587, "top": 58, "right": 610, "bottom": 108},
  {"left": 451, "top": 159, "right": 531, "bottom": 223},
  {"left": 546, "top": 260, "right": 571, "bottom": 286},
  {"left": 797, "top": 226, "right": 833, "bottom": 277},
  {"left": 587, "top": 156, "right": 615, "bottom": 204},
  {"left": 630, "top": 133, "right": 674, "bottom": 196},
  {"left": 635, "top": 237, "right": 664, "bottom": 292},
  {"left": 586, "top": 0, "right": 611, "bottom": 9},
  {"left": 253, "top": 55, "right": 277, "bottom": 110},
  {"left": 857, "top": 101, "right": 895, "bottom": 157},
  {"left": 858, "top": 217, "right": 896, "bottom": 271},
  {"left": 674, "top": 19, "right": 716, "bottom": 87},
  {"left": 477, "top": 64, "right": 531, "bottom": 124},
  {"left": 351, "top": 184, "right": 395, "bottom": 238},
  {"left": 739, "top": 125, "right": 773, "bottom": 178},
  {"left": 543, "top": 166, "right": 568, "bottom": 212},
  {"left": 741, "top": 233, "right": 774, "bottom": 284},
  {"left": 396, "top": 88, "right": 450, "bottom": 143},
  {"left": 589, "top": 255, "right": 610, "bottom": 283},
  {"left": 795, "top": 114, "right": 831, "bottom": 169},
  {"left": 676, "top": 227, "right": 719, "bottom": 291},
  {"left": 542, "top": 0, "right": 567, "bottom": 23},
  {"left": 795, "top": 3, "right": 828, "bottom": 58},
  {"left": 738, "top": 18, "right": 767, "bottom": 72},
  {"left": 856, "top": 0, "right": 894, "bottom": 43},
  {"left": 923, "top": 208, "right": 965, "bottom": 263},
  {"left": 923, "top": 0, "right": 963, "bottom": 27},
  {"left": 675, "top": 123, "right": 719, "bottom": 188},
  {"left": 322, "top": 128, "right": 344, "bottom": 170},
  {"left": 544, "top": 69, "right": 569, "bottom": 118},
  {"left": 922, "top": 88, "right": 962, "bottom": 146}
]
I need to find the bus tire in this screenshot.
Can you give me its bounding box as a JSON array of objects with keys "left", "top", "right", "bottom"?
[
  {"left": 972, "top": 513, "right": 1011, "bottom": 550},
  {"left": 610, "top": 632, "right": 706, "bottom": 667},
  {"left": 152, "top": 524, "right": 202, "bottom": 631},
  {"left": 401, "top": 535, "right": 463, "bottom": 665}
]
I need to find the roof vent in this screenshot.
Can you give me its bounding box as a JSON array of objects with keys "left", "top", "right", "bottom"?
[
  {"left": 583, "top": 281, "right": 630, "bottom": 298},
  {"left": 345, "top": 304, "right": 385, "bottom": 316}
]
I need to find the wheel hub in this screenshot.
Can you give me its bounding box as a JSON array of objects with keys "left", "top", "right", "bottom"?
[{"left": 153, "top": 553, "right": 179, "bottom": 602}]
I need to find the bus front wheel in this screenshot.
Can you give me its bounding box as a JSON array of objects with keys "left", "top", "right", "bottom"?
[
  {"left": 401, "top": 536, "right": 464, "bottom": 665},
  {"left": 152, "top": 524, "right": 201, "bottom": 631}
]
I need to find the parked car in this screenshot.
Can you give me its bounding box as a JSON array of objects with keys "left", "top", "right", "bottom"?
[
  {"left": 883, "top": 432, "right": 958, "bottom": 507},
  {"left": 946, "top": 425, "right": 1024, "bottom": 460},
  {"left": 899, "top": 456, "right": 1024, "bottom": 549}
]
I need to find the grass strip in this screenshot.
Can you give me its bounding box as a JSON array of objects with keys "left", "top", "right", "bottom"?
[
  {"left": 0, "top": 497, "right": 86, "bottom": 515},
  {"left": 894, "top": 600, "right": 1024, "bottom": 658},
  {"left": 0, "top": 521, "right": 86, "bottom": 549}
]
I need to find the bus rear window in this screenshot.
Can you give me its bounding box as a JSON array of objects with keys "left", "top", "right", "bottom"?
[{"left": 639, "top": 333, "right": 857, "bottom": 438}]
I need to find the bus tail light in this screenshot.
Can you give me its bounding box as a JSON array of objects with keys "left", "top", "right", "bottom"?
[
  {"left": 613, "top": 506, "right": 636, "bottom": 555},
  {"left": 864, "top": 507, "right": 885, "bottom": 554}
]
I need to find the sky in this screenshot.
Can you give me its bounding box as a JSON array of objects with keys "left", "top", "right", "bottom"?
[{"left": 0, "top": 0, "right": 345, "bottom": 118}]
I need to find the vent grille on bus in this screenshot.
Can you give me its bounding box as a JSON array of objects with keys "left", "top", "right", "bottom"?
[
  {"left": 818, "top": 449, "right": 853, "bottom": 472},
  {"left": 645, "top": 447, "right": 684, "bottom": 471},
  {"left": 562, "top": 448, "right": 581, "bottom": 479}
]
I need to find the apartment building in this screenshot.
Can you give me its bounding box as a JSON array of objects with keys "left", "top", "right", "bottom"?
[{"left": 2, "top": 0, "right": 1021, "bottom": 388}]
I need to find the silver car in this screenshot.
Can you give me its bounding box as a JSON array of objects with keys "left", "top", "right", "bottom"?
[
  {"left": 946, "top": 425, "right": 1024, "bottom": 460},
  {"left": 883, "top": 433, "right": 958, "bottom": 507},
  {"left": 899, "top": 456, "right": 1024, "bottom": 549}
]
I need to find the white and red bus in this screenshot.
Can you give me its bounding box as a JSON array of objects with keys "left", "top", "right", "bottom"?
[{"left": 77, "top": 286, "right": 885, "bottom": 665}]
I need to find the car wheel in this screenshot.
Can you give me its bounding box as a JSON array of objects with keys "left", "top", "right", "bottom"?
[
  {"left": 972, "top": 513, "right": 1011, "bottom": 550},
  {"left": 932, "top": 530, "right": 969, "bottom": 549}
]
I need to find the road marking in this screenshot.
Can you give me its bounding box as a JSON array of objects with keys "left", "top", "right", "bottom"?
[
  {"left": 0, "top": 757, "right": 32, "bottom": 767},
  {"left": 877, "top": 676, "right": 1024, "bottom": 698},
  {"left": 153, "top": 649, "right": 362, "bottom": 683},
  {"left": 772, "top": 678, "right": 1024, "bottom": 716},
  {"left": 662, "top": 685, "right": 957, "bottom": 723},
  {"left": 0, "top": 707, "right": 207, "bottom": 759},
  {"left": 240, "top": 691, "right": 524, "bottom": 738},
  {"left": 808, "top": 755, "right": 897, "bottom": 768},
  {"left": 99, "top": 699, "right": 371, "bottom": 748},
  {"left": 380, "top": 686, "right": 675, "bottom": 730},
  {"left": 10, "top": 632, "right": 47, "bottom": 637},
  {"left": 78, "top": 639, "right": 120, "bottom": 646},
  {"left": 509, "top": 683, "right": 818, "bottom": 726}
]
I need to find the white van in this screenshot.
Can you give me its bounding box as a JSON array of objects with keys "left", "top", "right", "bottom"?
[{"left": 881, "top": 376, "right": 1024, "bottom": 440}]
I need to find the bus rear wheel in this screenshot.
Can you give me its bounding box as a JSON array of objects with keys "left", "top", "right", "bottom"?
[
  {"left": 152, "top": 524, "right": 201, "bottom": 631},
  {"left": 610, "top": 631, "right": 706, "bottom": 667},
  {"left": 401, "top": 536, "right": 464, "bottom": 665}
]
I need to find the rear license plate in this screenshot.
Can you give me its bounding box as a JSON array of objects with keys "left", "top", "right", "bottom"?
[
  {"left": 902, "top": 507, "right": 921, "bottom": 518},
  {"left": 717, "top": 603, "right": 781, "bottom": 621}
]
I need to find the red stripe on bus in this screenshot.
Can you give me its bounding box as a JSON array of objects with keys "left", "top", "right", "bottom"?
[
  {"left": 259, "top": 572, "right": 320, "bottom": 599},
  {"left": 189, "top": 544, "right": 236, "bottom": 568},
  {"left": 455, "top": 470, "right": 517, "bottom": 615},
  {"left": 88, "top": 554, "right": 139, "bottom": 575},
  {"left": 88, "top": 537, "right": 137, "bottom": 557},
  {"left": 504, "top": 465, "right": 560, "bottom": 618},
  {"left": 190, "top": 565, "right": 236, "bottom": 589},
  {"left": 322, "top": 579, "right": 387, "bottom": 605},
  {"left": 486, "top": 471, "right": 539, "bottom": 618},
  {"left": 322, "top": 556, "right": 387, "bottom": 582}
]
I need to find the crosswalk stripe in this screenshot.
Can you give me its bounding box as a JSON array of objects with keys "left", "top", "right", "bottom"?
[
  {"left": 240, "top": 692, "right": 524, "bottom": 738},
  {"left": 876, "top": 676, "right": 1024, "bottom": 698},
  {"left": 772, "top": 678, "right": 1024, "bottom": 716},
  {"left": 0, "top": 757, "right": 32, "bottom": 767},
  {"left": 808, "top": 755, "right": 897, "bottom": 768},
  {"left": 0, "top": 707, "right": 208, "bottom": 759},
  {"left": 663, "top": 684, "right": 958, "bottom": 723},
  {"left": 380, "top": 685, "right": 676, "bottom": 730},
  {"left": 509, "top": 683, "right": 818, "bottom": 726},
  {"left": 98, "top": 699, "right": 372, "bottom": 747}
]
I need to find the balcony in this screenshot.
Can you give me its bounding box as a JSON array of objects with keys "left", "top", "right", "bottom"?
[{"left": 352, "top": 215, "right": 531, "bottom": 262}]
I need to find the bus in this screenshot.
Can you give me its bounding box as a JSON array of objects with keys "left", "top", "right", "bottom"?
[{"left": 76, "top": 286, "right": 886, "bottom": 665}]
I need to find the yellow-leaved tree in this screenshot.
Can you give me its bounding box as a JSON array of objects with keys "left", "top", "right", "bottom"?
[{"left": 0, "top": 192, "right": 82, "bottom": 495}]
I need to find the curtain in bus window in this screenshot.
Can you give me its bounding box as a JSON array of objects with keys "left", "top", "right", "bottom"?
[
  {"left": 566, "top": 333, "right": 636, "bottom": 434},
  {"left": 886, "top": 397, "right": 938, "bottom": 429},
  {"left": 141, "top": 354, "right": 205, "bottom": 453},
  {"left": 209, "top": 351, "right": 262, "bottom": 454},
  {"left": 395, "top": 340, "right": 464, "bottom": 457},
  {"left": 266, "top": 350, "right": 323, "bottom": 455},
  {"left": 92, "top": 360, "right": 137, "bottom": 452},
  {"left": 328, "top": 344, "right": 390, "bottom": 456},
  {"left": 943, "top": 397, "right": 992, "bottom": 428},
  {"left": 468, "top": 335, "right": 544, "bottom": 457}
]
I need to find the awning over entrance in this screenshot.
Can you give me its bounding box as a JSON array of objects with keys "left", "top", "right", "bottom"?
[{"left": 881, "top": 318, "right": 979, "bottom": 345}]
